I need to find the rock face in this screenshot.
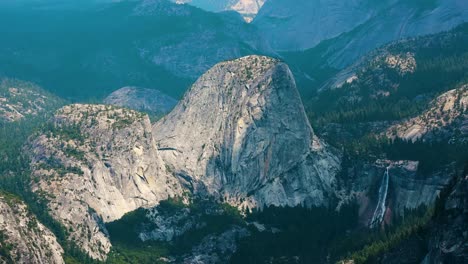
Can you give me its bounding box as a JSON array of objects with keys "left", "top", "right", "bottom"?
[
  {"left": 387, "top": 84, "right": 468, "bottom": 143},
  {"left": 423, "top": 174, "right": 468, "bottom": 263},
  {"left": 139, "top": 206, "right": 198, "bottom": 242},
  {"left": 254, "top": 0, "right": 375, "bottom": 51},
  {"left": 341, "top": 160, "right": 451, "bottom": 225},
  {"left": 0, "top": 78, "right": 62, "bottom": 123},
  {"left": 0, "top": 193, "right": 64, "bottom": 264},
  {"left": 255, "top": 0, "right": 468, "bottom": 53},
  {"left": 388, "top": 161, "right": 452, "bottom": 215},
  {"left": 154, "top": 55, "right": 340, "bottom": 209},
  {"left": 28, "top": 104, "right": 182, "bottom": 260},
  {"left": 104, "top": 86, "right": 177, "bottom": 117}
]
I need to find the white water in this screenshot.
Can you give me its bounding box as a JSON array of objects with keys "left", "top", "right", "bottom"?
[{"left": 369, "top": 167, "right": 390, "bottom": 228}]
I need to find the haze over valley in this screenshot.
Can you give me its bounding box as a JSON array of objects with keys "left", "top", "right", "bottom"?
[{"left": 0, "top": 1, "right": 467, "bottom": 263}]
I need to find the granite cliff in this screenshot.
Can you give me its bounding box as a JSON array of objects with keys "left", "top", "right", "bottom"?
[
  {"left": 0, "top": 193, "right": 64, "bottom": 264},
  {"left": 27, "top": 104, "right": 182, "bottom": 260},
  {"left": 154, "top": 55, "right": 341, "bottom": 209}
]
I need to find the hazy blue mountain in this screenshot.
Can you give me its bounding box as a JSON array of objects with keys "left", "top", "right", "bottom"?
[
  {"left": 0, "top": 0, "right": 271, "bottom": 100},
  {"left": 0, "top": 1, "right": 467, "bottom": 264},
  {"left": 255, "top": 0, "right": 468, "bottom": 51},
  {"left": 278, "top": 0, "right": 468, "bottom": 97}
]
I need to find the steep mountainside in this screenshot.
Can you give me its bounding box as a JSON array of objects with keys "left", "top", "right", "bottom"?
[
  {"left": 256, "top": 0, "right": 468, "bottom": 52},
  {"left": 305, "top": 24, "right": 468, "bottom": 235},
  {"left": 278, "top": 2, "right": 468, "bottom": 96},
  {"left": 154, "top": 55, "right": 340, "bottom": 209},
  {"left": 0, "top": 78, "right": 63, "bottom": 123},
  {"left": 254, "top": 0, "right": 377, "bottom": 51},
  {"left": 0, "top": 0, "right": 271, "bottom": 100},
  {"left": 0, "top": 193, "right": 64, "bottom": 264},
  {"left": 308, "top": 25, "right": 468, "bottom": 136},
  {"left": 423, "top": 174, "right": 468, "bottom": 263},
  {"left": 27, "top": 104, "right": 182, "bottom": 260},
  {"left": 104, "top": 86, "right": 177, "bottom": 117}
]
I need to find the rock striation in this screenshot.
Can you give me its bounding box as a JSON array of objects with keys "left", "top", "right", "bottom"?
[
  {"left": 154, "top": 55, "right": 340, "bottom": 209},
  {"left": 0, "top": 193, "right": 64, "bottom": 264},
  {"left": 28, "top": 104, "right": 182, "bottom": 260}
]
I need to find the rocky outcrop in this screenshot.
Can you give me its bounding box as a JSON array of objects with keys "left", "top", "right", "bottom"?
[
  {"left": 139, "top": 207, "right": 197, "bottom": 242},
  {"left": 154, "top": 55, "right": 340, "bottom": 209},
  {"left": 0, "top": 193, "right": 64, "bottom": 264},
  {"left": 387, "top": 84, "right": 468, "bottom": 143},
  {"left": 28, "top": 104, "right": 182, "bottom": 260},
  {"left": 0, "top": 78, "right": 62, "bottom": 123},
  {"left": 326, "top": 51, "right": 417, "bottom": 92},
  {"left": 181, "top": 226, "right": 249, "bottom": 264},
  {"left": 103, "top": 86, "right": 177, "bottom": 117}
]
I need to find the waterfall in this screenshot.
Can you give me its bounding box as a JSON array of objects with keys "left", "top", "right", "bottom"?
[{"left": 369, "top": 167, "right": 390, "bottom": 228}]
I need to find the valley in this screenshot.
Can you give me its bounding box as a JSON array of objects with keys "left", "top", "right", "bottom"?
[{"left": 0, "top": 1, "right": 467, "bottom": 263}]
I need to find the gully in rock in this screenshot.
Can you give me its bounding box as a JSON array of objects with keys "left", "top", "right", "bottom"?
[{"left": 369, "top": 166, "right": 390, "bottom": 228}]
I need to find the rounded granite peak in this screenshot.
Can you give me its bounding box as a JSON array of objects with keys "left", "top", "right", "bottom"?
[
  {"left": 183, "top": 55, "right": 293, "bottom": 104},
  {"left": 154, "top": 55, "right": 340, "bottom": 209}
]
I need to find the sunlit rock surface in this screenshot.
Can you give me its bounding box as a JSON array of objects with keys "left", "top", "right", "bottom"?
[
  {"left": 28, "top": 104, "right": 182, "bottom": 260},
  {"left": 0, "top": 194, "right": 64, "bottom": 264},
  {"left": 154, "top": 55, "right": 340, "bottom": 209}
]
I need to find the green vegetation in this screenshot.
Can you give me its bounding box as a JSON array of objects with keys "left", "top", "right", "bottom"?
[
  {"left": 43, "top": 123, "right": 85, "bottom": 143},
  {"left": 0, "top": 230, "right": 14, "bottom": 262},
  {"left": 239, "top": 205, "right": 429, "bottom": 264},
  {"left": 0, "top": 0, "right": 263, "bottom": 101},
  {"left": 340, "top": 163, "right": 467, "bottom": 264},
  {"left": 231, "top": 203, "right": 359, "bottom": 263},
  {"left": 106, "top": 197, "right": 244, "bottom": 263},
  {"left": 336, "top": 136, "right": 468, "bottom": 175},
  {"left": 0, "top": 117, "right": 97, "bottom": 264},
  {"left": 342, "top": 207, "right": 433, "bottom": 264},
  {"left": 0, "top": 78, "right": 64, "bottom": 119},
  {"left": 307, "top": 24, "right": 467, "bottom": 132}
]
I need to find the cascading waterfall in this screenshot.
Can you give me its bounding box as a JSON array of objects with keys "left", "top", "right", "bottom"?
[{"left": 369, "top": 167, "right": 390, "bottom": 228}]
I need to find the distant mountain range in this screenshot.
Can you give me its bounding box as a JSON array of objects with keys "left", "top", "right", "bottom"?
[
  {"left": 255, "top": 0, "right": 468, "bottom": 51},
  {"left": 0, "top": 0, "right": 465, "bottom": 102},
  {"left": 0, "top": 1, "right": 467, "bottom": 261},
  {"left": 0, "top": 0, "right": 271, "bottom": 100}
]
